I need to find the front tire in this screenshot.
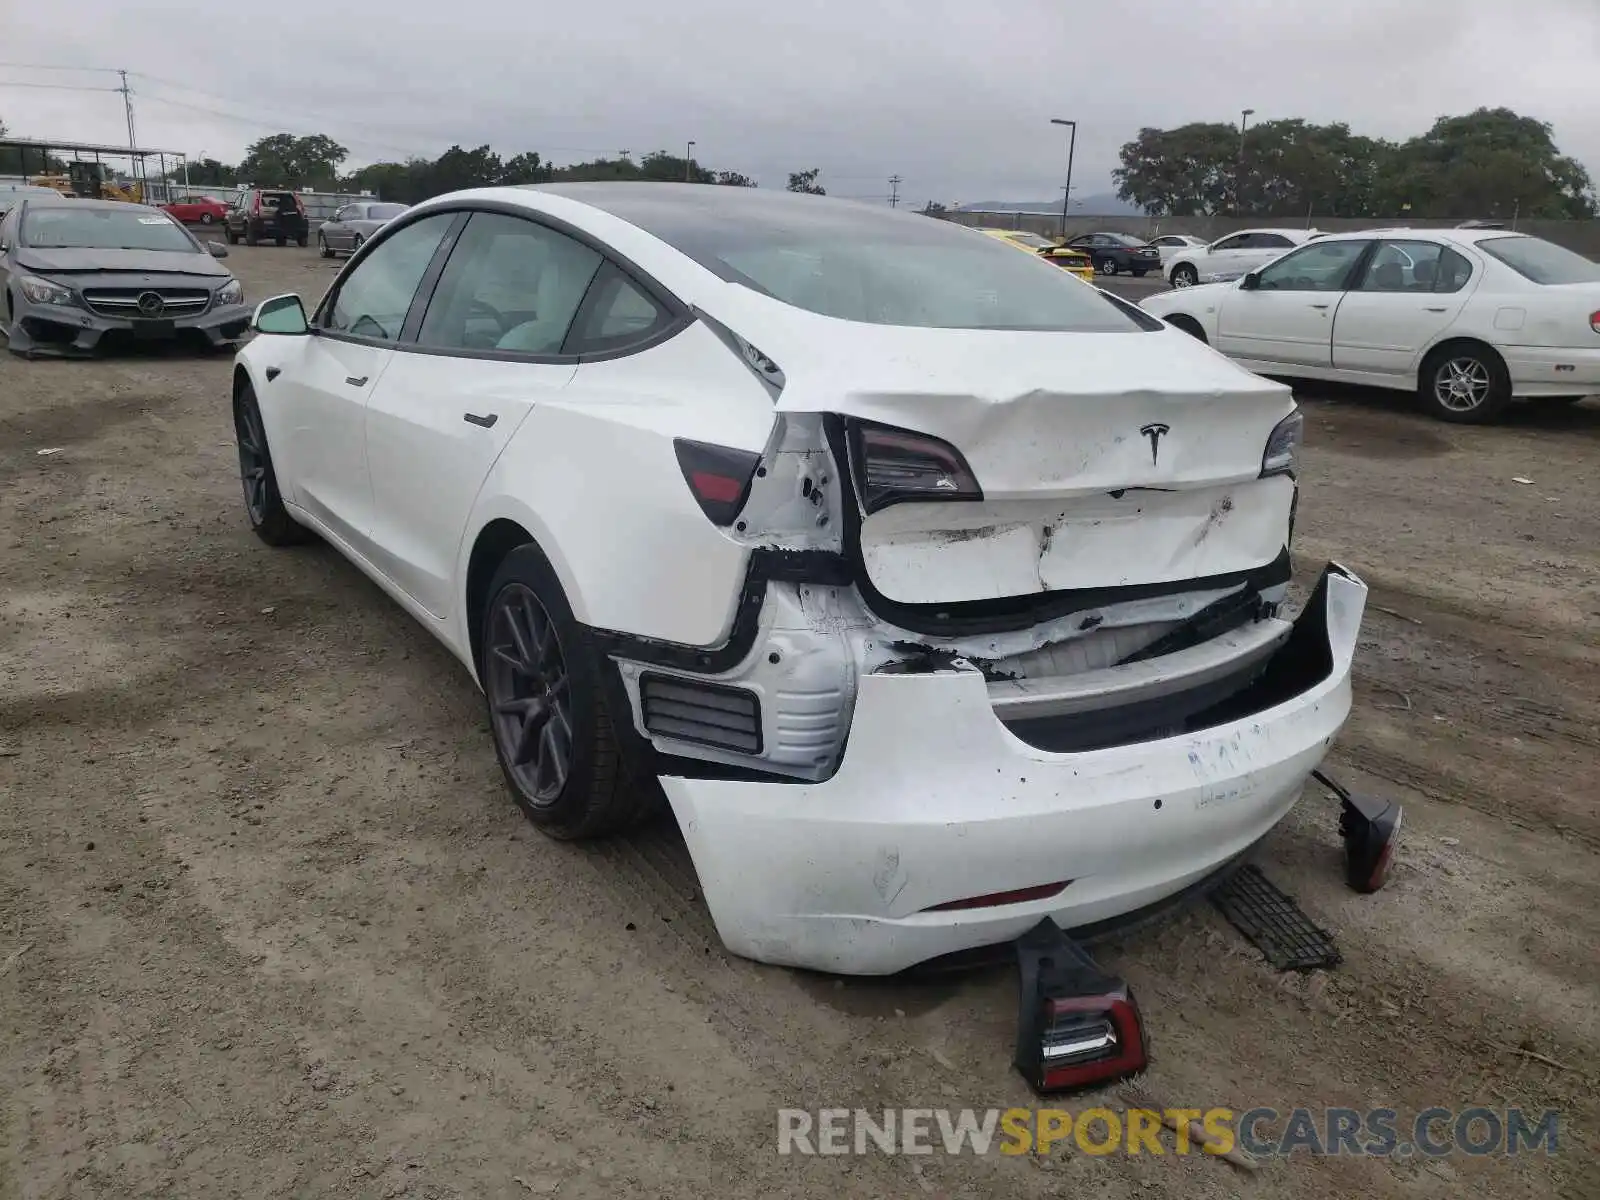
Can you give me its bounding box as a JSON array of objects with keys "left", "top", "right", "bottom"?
[
  {"left": 200, "top": 212, "right": 215, "bottom": 225},
  {"left": 480, "top": 545, "right": 655, "bottom": 839},
  {"left": 318, "top": 234, "right": 333, "bottom": 259},
  {"left": 1419, "top": 343, "right": 1512, "bottom": 424},
  {"left": 1171, "top": 264, "right": 1198, "bottom": 288},
  {"left": 233, "top": 383, "right": 309, "bottom": 546}
]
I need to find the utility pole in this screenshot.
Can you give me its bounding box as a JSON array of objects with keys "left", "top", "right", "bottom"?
[
  {"left": 1050, "top": 118, "right": 1077, "bottom": 239},
  {"left": 117, "top": 69, "right": 142, "bottom": 183},
  {"left": 685, "top": 140, "right": 695, "bottom": 183},
  {"left": 1237, "top": 108, "right": 1255, "bottom": 214},
  {"left": 888, "top": 175, "right": 901, "bottom": 207}
]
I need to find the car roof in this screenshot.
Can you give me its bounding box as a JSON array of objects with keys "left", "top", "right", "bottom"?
[{"left": 20, "top": 197, "right": 168, "bottom": 215}]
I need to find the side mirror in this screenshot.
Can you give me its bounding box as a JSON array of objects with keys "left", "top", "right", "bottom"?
[
  {"left": 1240, "top": 271, "right": 1261, "bottom": 291},
  {"left": 252, "top": 293, "right": 309, "bottom": 335},
  {"left": 205, "top": 241, "right": 228, "bottom": 259}
]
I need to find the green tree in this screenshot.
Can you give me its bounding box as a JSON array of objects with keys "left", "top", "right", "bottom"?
[
  {"left": 167, "top": 157, "right": 237, "bottom": 187},
  {"left": 713, "top": 170, "right": 756, "bottom": 187},
  {"left": 1378, "top": 108, "right": 1596, "bottom": 219},
  {"left": 1113, "top": 123, "right": 1240, "bottom": 215},
  {"left": 919, "top": 200, "right": 948, "bottom": 216},
  {"left": 238, "top": 133, "right": 349, "bottom": 188},
  {"left": 500, "top": 152, "right": 552, "bottom": 185},
  {"left": 786, "top": 168, "right": 824, "bottom": 195}
]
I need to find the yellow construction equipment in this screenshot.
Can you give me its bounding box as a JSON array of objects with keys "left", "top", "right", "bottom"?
[{"left": 25, "top": 164, "right": 145, "bottom": 203}]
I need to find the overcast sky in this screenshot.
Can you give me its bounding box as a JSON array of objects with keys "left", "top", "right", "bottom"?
[{"left": 3, "top": 0, "right": 1598, "bottom": 205}]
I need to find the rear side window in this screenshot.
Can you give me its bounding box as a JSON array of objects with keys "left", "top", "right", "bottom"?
[
  {"left": 563, "top": 263, "right": 675, "bottom": 355},
  {"left": 417, "top": 212, "right": 602, "bottom": 355},
  {"left": 1478, "top": 236, "right": 1600, "bottom": 285}
]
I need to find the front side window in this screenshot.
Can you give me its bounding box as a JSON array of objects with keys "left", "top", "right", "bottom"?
[
  {"left": 1211, "top": 234, "right": 1249, "bottom": 252},
  {"left": 1254, "top": 240, "right": 1370, "bottom": 292},
  {"left": 1478, "top": 236, "right": 1600, "bottom": 285},
  {"left": 324, "top": 212, "right": 456, "bottom": 340},
  {"left": 417, "top": 212, "right": 603, "bottom": 354},
  {"left": 21, "top": 205, "right": 198, "bottom": 252}
]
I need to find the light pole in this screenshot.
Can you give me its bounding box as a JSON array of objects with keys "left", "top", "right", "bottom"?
[
  {"left": 685, "top": 140, "right": 695, "bottom": 183},
  {"left": 1050, "top": 118, "right": 1077, "bottom": 239},
  {"left": 1237, "top": 108, "right": 1255, "bottom": 213}
]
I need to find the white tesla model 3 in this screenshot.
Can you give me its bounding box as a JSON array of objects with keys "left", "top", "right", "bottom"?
[{"left": 232, "top": 183, "right": 1367, "bottom": 974}]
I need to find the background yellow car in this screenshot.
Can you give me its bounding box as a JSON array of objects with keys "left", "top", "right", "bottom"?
[{"left": 980, "top": 229, "right": 1097, "bottom": 281}]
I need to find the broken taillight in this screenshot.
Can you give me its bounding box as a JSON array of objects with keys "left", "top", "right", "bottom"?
[
  {"left": 846, "top": 419, "right": 982, "bottom": 515},
  {"left": 1589, "top": 310, "right": 1600, "bottom": 335},
  {"left": 1014, "top": 919, "right": 1148, "bottom": 1095},
  {"left": 1260, "top": 408, "right": 1303, "bottom": 479},
  {"left": 673, "top": 438, "right": 761, "bottom": 527}
]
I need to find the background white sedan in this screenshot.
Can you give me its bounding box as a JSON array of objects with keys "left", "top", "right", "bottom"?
[
  {"left": 1141, "top": 227, "right": 1600, "bottom": 423},
  {"left": 1164, "top": 228, "right": 1319, "bottom": 288},
  {"left": 1146, "top": 233, "right": 1207, "bottom": 266}
]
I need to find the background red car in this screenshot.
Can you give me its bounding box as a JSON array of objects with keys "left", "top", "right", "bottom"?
[{"left": 162, "top": 194, "right": 230, "bottom": 225}]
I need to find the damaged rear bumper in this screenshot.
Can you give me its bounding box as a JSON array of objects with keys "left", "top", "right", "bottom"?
[{"left": 661, "top": 563, "right": 1366, "bottom": 975}]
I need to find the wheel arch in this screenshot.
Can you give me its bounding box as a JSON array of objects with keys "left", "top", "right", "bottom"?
[
  {"left": 461, "top": 509, "right": 589, "bottom": 682},
  {"left": 1416, "top": 335, "right": 1507, "bottom": 390},
  {"left": 1163, "top": 313, "right": 1208, "bottom": 343}
]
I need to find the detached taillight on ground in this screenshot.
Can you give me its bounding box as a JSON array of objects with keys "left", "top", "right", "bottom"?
[
  {"left": 846, "top": 418, "right": 982, "bottom": 515},
  {"left": 1014, "top": 919, "right": 1148, "bottom": 1095},
  {"left": 1316, "top": 769, "right": 1402, "bottom": 893},
  {"left": 1340, "top": 790, "right": 1403, "bottom": 893},
  {"left": 673, "top": 437, "right": 761, "bottom": 526}
]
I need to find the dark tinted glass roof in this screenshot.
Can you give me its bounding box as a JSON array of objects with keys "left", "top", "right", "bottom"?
[{"left": 522, "top": 183, "right": 1148, "bottom": 332}]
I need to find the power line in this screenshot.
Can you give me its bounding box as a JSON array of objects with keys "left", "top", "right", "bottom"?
[
  {"left": 0, "top": 62, "right": 119, "bottom": 73},
  {"left": 0, "top": 79, "right": 121, "bottom": 92}
]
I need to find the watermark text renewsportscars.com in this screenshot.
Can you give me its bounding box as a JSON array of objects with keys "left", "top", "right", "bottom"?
[{"left": 777, "top": 1106, "right": 1559, "bottom": 1158}]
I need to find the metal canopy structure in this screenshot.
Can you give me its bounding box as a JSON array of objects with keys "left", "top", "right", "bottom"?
[{"left": 0, "top": 136, "right": 192, "bottom": 199}]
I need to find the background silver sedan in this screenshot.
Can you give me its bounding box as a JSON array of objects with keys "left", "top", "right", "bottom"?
[{"left": 316, "top": 201, "right": 409, "bottom": 258}]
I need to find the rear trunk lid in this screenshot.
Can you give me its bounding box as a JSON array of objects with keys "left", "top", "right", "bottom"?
[{"left": 711, "top": 293, "right": 1297, "bottom": 607}]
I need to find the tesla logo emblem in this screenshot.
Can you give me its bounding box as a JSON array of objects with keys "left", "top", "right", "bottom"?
[{"left": 1139, "top": 422, "right": 1171, "bottom": 464}]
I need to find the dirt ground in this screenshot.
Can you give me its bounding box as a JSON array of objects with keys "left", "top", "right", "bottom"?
[{"left": 2, "top": 244, "right": 1596, "bottom": 1200}]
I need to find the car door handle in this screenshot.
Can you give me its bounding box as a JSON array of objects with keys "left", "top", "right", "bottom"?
[
  {"left": 1425, "top": 306, "right": 1447, "bottom": 313},
  {"left": 1309, "top": 303, "right": 1330, "bottom": 310},
  {"left": 463, "top": 412, "right": 498, "bottom": 428},
  {"left": 344, "top": 375, "right": 368, "bottom": 387}
]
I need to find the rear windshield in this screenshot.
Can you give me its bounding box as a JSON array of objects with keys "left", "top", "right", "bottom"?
[
  {"left": 1477, "top": 236, "right": 1600, "bottom": 285},
  {"left": 568, "top": 188, "right": 1146, "bottom": 332},
  {"left": 21, "top": 206, "right": 199, "bottom": 252},
  {"left": 261, "top": 192, "right": 302, "bottom": 212},
  {"left": 1110, "top": 233, "right": 1149, "bottom": 247}
]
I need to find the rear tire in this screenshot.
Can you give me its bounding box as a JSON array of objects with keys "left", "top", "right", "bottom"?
[
  {"left": 296, "top": 234, "right": 308, "bottom": 248},
  {"left": 1418, "top": 342, "right": 1512, "bottom": 424},
  {"left": 275, "top": 236, "right": 286, "bottom": 247},
  {"left": 1099, "top": 258, "right": 1119, "bottom": 276},
  {"left": 245, "top": 224, "right": 258, "bottom": 247},
  {"left": 233, "top": 382, "right": 309, "bottom": 546},
  {"left": 225, "top": 226, "right": 239, "bottom": 244},
  {"left": 480, "top": 544, "right": 658, "bottom": 840}
]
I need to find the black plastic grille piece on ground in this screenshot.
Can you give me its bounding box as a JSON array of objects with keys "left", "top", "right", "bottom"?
[{"left": 1210, "top": 864, "right": 1341, "bottom": 971}]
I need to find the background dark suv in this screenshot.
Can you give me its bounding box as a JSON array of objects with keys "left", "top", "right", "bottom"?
[{"left": 224, "top": 189, "right": 309, "bottom": 247}]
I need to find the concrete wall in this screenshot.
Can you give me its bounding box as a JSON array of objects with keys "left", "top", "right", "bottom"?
[{"left": 948, "top": 210, "right": 1600, "bottom": 258}]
